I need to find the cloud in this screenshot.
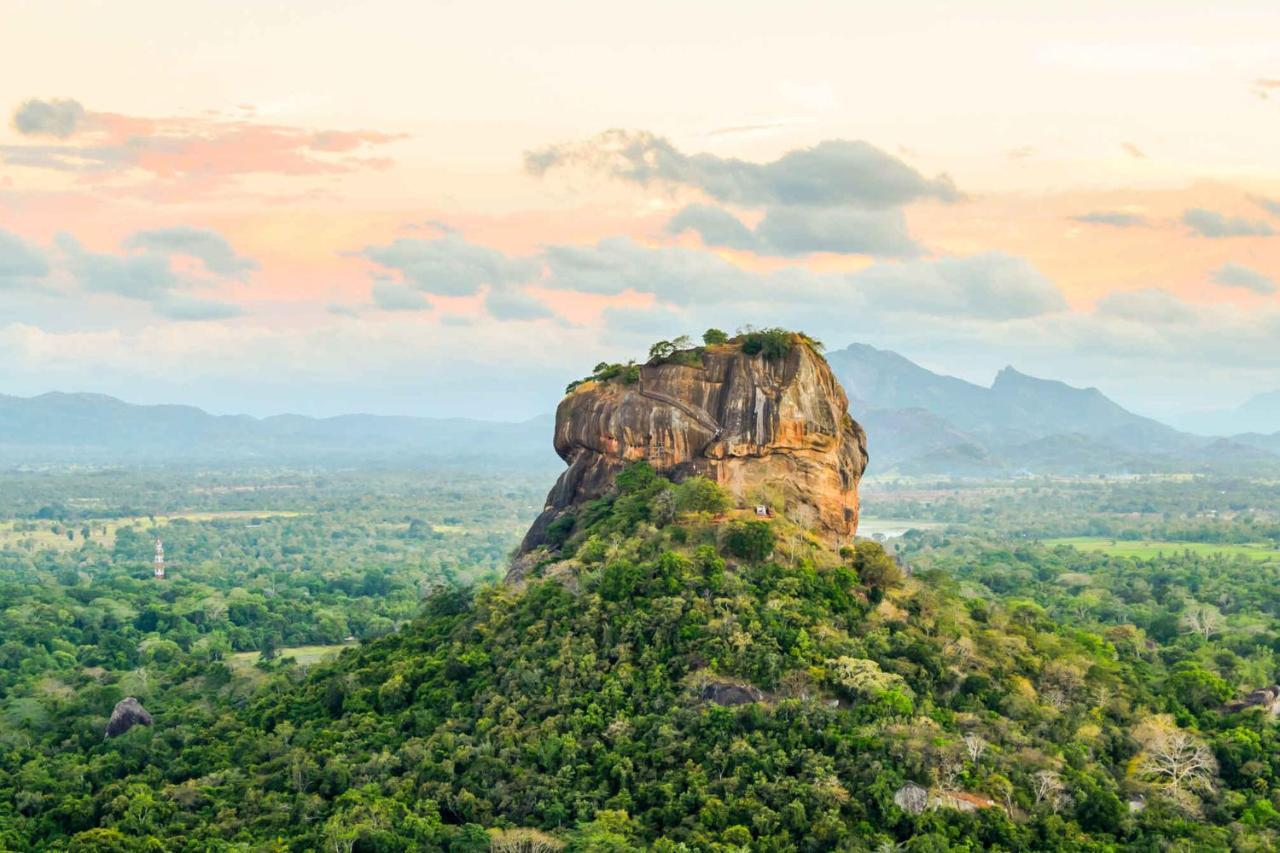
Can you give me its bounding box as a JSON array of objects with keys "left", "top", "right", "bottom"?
[
  {"left": 1212, "top": 263, "right": 1278, "bottom": 295},
  {"left": 1182, "top": 208, "right": 1275, "bottom": 238},
  {"left": 544, "top": 236, "right": 1063, "bottom": 322},
  {"left": 1071, "top": 211, "right": 1150, "bottom": 227},
  {"left": 1095, "top": 288, "right": 1198, "bottom": 325},
  {"left": 667, "top": 204, "right": 759, "bottom": 251},
  {"left": 485, "top": 287, "right": 553, "bottom": 321},
  {"left": 371, "top": 281, "right": 431, "bottom": 311},
  {"left": 667, "top": 202, "right": 919, "bottom": 258},
  {"left": 527, "top": 130, "right": 960, "bottom": 209},
  {"left": 1251, "top": 195, "right": 1280, "bottom": 218},
  {"left": 58, "top": 234, "right": 179, "bottom": 300},
  {"left": 1121, "top": 142, "right": 1147, "bottom": 159},
  {"left": 0, "top": 229, "right": 51, "bottom": 288},
  {"left": 2, "top": 98, "right": 405, "bottom": 197},
  {"left": 55, "top": 227, "right": 253, "bottom": 320},
  {"left": 12, "top": 98, "right": 87, "bottom": 138},
  {"left": 122, "top": 227, "right": 259, "bottom": 278},
  {"left": 361, "top": 234, "right": 537, "bottom": 297},
  {"left": 848, "top": 252, "right": 1067, "bottom": 320},
  {"left": 154, "top": 295, "right": 243, "bottom": 320},
  {"left": 362, "top": 234, "right": 550, "bottom": 320}
]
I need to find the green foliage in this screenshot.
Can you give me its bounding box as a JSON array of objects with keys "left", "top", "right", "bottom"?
[
  {"left": 702, "top": 328, "right": 729, "bottom": 345},
  {"left": 673, "top": 476, "right": 730, "bottom": 514},
  {"left": 545, "top": 513, "right": 576, "bottom": 548},
  {"left": 723, "top": 520, "right": 774, "bottom": 561},
  {"left": 615, "top": 461, "right": 660, "bottom": 494},
  {"left": 7, "top": 467, "right": 1280, "bottom": 850},
  {"left": 566, "top": 360, "right": 641, "bottom": 394}
]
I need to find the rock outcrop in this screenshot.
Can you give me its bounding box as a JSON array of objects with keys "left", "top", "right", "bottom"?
[
  {"left": 105, "top": 697, "right": 153, "bottom": 738},
  {"left": 517, "top": 338, "right": 867, "bottom": 559}
]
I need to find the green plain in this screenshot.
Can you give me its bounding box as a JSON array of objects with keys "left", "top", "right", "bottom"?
[{"left": 1044, "top": 536, "right": 1280, "bottom": 561}]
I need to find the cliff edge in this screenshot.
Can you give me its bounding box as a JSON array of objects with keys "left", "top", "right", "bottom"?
[{"left": 517, "top": 333, "right": 868, "bottom": 561}]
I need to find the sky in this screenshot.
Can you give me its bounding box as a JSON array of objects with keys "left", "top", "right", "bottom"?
[{"left": 2, "top": 0, "right": 1279, "bottom": 425}]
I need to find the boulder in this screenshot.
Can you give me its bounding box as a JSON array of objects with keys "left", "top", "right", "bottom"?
[{"left": 105, "top": 697, "right": 153, "bottom": 738}]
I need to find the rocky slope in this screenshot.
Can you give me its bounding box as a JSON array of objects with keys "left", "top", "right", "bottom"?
[{"left": 518, "top": 337, "right": 867, "bottom": 555}]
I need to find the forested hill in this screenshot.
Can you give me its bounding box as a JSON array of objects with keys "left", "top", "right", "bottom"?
[
  {"left": 6, "top": 463, "right": 1280, "bottom": 849},
  {"left": 0, "top": 392, "right": 554, "bottom": 467}
]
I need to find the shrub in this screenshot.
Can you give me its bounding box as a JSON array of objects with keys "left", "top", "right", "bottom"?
[
  {"left": 545, "top": 514, "right": 576, "bottom": 548},
  {"left": 702, "top": 328, "right": 729, "bottom": 345},
  {"left": 737, "top": 327, "right": 795, "bottom": 360},
  {"left": 615, "top": 462, "right": 660, "bottom": 494},
  {"left": 724, "top": 520, "right": 774, "bottom": 561},
  {"left": 674, "top": 477, "right": 731, "bottom": 514}
]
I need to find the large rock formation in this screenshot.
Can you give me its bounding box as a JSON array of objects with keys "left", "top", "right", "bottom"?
[
  {"left": 518, "top": 338, "right": 867, "bottom": 558},
  {"left": 105, "top": 697, "right": 153, "bottom": 738}
]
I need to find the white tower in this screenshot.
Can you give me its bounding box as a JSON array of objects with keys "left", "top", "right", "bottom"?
[{"left": 153, "top": 537, "right": 165, "bottom": 579}]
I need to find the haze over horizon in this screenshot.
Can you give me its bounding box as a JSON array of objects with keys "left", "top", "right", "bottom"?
[{"left": 3, "top": 1, "right": 1280, "bottom": 422}]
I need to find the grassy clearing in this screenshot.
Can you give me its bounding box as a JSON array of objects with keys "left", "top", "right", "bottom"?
[
  {"left": 1044, "top": 536, "right": 1280, "bottom": 561},
  {"left": 228, "top": 643, "right": 351, "bottom": 676}
]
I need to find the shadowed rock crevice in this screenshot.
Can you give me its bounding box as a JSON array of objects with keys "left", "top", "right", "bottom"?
[{"left": 518, "top": 338, "right": 867, "bottom": 556}]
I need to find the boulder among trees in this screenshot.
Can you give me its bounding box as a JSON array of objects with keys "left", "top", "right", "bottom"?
[{"left": 105, "top": 697, "right": 153, "bottom": 738}]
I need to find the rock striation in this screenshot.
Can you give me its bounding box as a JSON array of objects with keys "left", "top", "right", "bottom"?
[
  {"left": 517, "top": 338, "right": 867, "bottom": 559},
  {"left": 105, "top": 696, "right": 153, "bottom": 738}
]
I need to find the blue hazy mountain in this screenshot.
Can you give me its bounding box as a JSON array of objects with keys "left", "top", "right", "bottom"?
[
  {"left": 0, "top": 391, "right": 555, "bottom": 468},
  {"left": 3, "top": 344, "right": 1276, "bottom": 475}
]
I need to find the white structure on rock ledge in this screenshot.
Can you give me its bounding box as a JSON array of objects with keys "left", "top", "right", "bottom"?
[{"left": 153, "top": 537, "right": 165, "bottom": 579}]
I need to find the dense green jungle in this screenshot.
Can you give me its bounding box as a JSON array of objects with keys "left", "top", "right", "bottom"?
[{"left": 3, "top": 462, "right": 1280, "bottom": 851}]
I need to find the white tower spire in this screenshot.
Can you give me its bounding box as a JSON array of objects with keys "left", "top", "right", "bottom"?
[{"left": 153, "top": 537, "right": 165, "bottom": 579}]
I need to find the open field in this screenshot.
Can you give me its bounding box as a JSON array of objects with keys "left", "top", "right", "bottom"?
[
  {"left": 0, "top": 510, "right": 303, "bottom": 552},
  {"left": 1044, "top": 536, "right": 1280, "bottom": 561},
  {"left": 228, "top": 643, "right": 351, "bottom": 675}
]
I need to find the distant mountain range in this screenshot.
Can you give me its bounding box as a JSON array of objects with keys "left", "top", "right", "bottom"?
[
  {"left": 824, "top": 343, "right": 1280, "bottom": 476},
  {"left": 4, "top": 344, "right": 1279, "bottom": 476},
  {"left": 1178, "top": 389, "right": 1280, "bottom": 437},
  {"left": 0, "top": 392, "right": 556, "bottom": 469}
]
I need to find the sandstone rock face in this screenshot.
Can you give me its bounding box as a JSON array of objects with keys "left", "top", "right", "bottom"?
[
  {"left": 518, "top": 341, "right": 867, "bottom": 556},
  {"left": 105, "top": 696, "right": 153, "bottom": 738}
]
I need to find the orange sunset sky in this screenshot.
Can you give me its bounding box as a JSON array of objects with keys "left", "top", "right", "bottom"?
[{"left": 2, "top": 0, "right": 1279, "bottom": 423}]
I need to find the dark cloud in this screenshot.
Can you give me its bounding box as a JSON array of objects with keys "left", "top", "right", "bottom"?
[
  {"left": 1212, "top": 263, "right": 1278, "bottom": 295},
  {"left": 1182, "top": 208, "right": 1274, "bottom": 238},
  {"left": 526, "top": 130, "right": 960, "bottom": 209},
  {"left": 0, "top": 229, "right": 51, "bottom": 288},
  {"left": 1071, "top": 211, "right": 1150, "bottom": 227},
  {"left": 123, "top": 227, "right": 259, "bottom": 278},
  {"left": 12, "top": 98, "right": 86, "bottom": 138}
]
